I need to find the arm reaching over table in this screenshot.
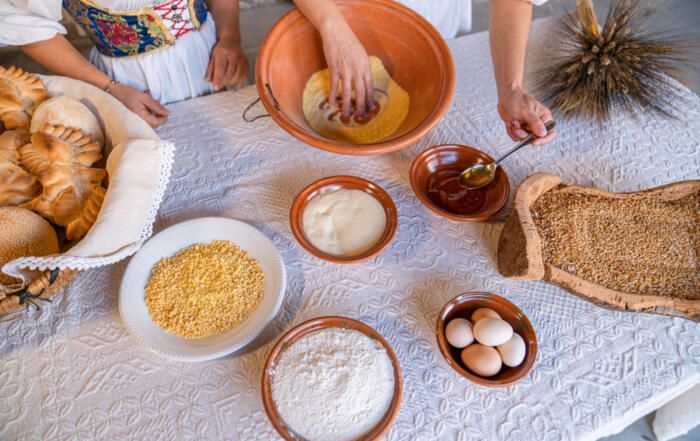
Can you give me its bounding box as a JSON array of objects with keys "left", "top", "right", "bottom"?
[
  {"left": 21, "top": 35, "right": 169, "bottom": 128},
  {"left": 293, "top": 0, "right": 374, "bottom": 118},
  {"left": 489, "top": 0, "right": 556, "bottom": 146}
]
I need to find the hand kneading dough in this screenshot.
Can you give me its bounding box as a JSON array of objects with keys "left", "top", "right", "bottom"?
[
  {"left": 30, "top": 96, "right": 104, "bottom": 148},
  {"left": 303, "top": 56, "right": 409, "bottom": 144},
  {"left": 0, "top": 207, "right": 59, "bottom": 285}
]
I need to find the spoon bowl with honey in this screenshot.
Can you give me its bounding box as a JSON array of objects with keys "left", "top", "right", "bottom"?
[
  {"left": 410, "top": 144, "right": 510, "bottom": 222},
  {"left": 459, "top": 120, "right": 556, "bottom": 189}
]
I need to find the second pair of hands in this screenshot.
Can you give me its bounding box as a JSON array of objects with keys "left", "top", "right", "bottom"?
[
  {"left": 321, "top": 21, "right": 556, "bottom": 146},
  {"left": 114, "top": 37, "right": 249, "bottom": 128}
]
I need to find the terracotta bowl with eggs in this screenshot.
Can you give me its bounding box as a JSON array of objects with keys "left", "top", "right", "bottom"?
[
  {"left": 436, "top": 292, "right": 537, "bottom": 386},
  {"left": 290, "top": 175, "right": 398, "bottom": 263}
]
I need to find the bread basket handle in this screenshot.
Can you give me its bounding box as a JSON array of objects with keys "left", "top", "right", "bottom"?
[
  {"left": 243, "top": 84, "right": 280, "bottom": 123},
  {"left": 0, "top": 268, "right": 61, "bottom": 321}
]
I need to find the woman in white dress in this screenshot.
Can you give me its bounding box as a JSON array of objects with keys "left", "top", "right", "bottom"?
[
  {"left": 1, "top": 0, "right": 554, "bottom": 144},
  {"left": 1, "top": 0, "right": 248, "bottom": 126}
]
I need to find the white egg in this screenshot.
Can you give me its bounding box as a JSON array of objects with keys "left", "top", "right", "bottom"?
[
  {"left": 461, "top": 344, "right": 502, "bottom": 377},
  {"left": 471, "top": 307, "right": 501, "bottom": 323},
  {"left": 497, "top": 333, "right": 526, "bottom": 367},
  {"left": 473, "top": 317, "right": 513, "bottom": 347},
  {"left": 445, "top": 318, "right": 474, "bottom": 348}
]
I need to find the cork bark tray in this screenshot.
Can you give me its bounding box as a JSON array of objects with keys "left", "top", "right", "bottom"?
[{"left": 497, "top": 173, "right": 700, "bottom": 321}]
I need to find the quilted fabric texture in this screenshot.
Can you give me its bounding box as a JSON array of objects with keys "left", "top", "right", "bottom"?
[{"left": 1, "top": 22, "right": 699, "bottom": 441}]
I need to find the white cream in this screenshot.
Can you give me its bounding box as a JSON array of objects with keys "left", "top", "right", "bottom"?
[{"left": 302, "top": 189, "right": 387, "bottom": 256}]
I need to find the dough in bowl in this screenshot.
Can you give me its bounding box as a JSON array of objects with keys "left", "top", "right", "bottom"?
[
  {"left": 303, "top": 56, "right": 409, "bottom": 144},
  {"left": 30, "top": 95, "right": 104, "bottom": 148}
]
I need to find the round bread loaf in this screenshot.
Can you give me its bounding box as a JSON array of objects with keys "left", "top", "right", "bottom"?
[
  {"left": 30, "top": 96, "right": 104, "bottom": 147},
  {"left": 0, "top": 207, "right": 59, "bottom": 285}
]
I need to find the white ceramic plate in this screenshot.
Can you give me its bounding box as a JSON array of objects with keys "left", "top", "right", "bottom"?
[{"left": 119, "top": 217, "right": 286, "bottom": 361}]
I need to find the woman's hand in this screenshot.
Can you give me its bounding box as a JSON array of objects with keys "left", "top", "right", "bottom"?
[
  {"left": 489, "top": 0, "right": 554, "bottom": 146},
  {"left": 21, "top": 35, "right": 168, "bottom": 128},
  {"left": 291, "top": 0, "right": 373, "bottom": 116},
  {"left": 110, "top": 83, "right": 169, "bottom": 128},
  {"left": 205, "top": 37, "right": 249, "bottom": 90},
  {"left": 497, "top": 86, "right": 556, "bottom": 146},
  {"left": 320, "top": 21, "right": 374, "bottom": 117}
]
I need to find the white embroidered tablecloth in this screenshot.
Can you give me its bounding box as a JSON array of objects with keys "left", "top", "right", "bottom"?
[{"left": 2, "top": 21, "right": 699, "bottom": 441}]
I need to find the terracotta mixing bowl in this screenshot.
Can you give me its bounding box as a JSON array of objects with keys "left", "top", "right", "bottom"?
[
  {"left": 410, "top": 144, "right": 510, "bottom": 221},
  {"left": 436, "top": 292, "right": 537, "bottom": 387},
  {"left": 262, "top": 316, "right": 403, "bottom": 441},
  {"left": 255, "top": 0, "right": 455, "bottom": 155},
  {"left": 290, "top": 175, "right": 398, "bottom": 263}
]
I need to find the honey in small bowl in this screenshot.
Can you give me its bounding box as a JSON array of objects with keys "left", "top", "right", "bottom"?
[
  {"left": 410, "top": 144, "right": 509, "bottom": 222},
  {"left": 426, "top": 168, "right": 487, "bottom": 215}
]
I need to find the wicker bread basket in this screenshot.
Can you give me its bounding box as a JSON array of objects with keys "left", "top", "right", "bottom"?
[
  {"left": 0, "top": 269, "right": 79, "bottom": 316},
  {"left": 0, "top": 74, "right": 173, "bottom": 320}
]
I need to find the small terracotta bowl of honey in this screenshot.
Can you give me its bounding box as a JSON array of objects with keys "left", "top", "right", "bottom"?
[
  {"left": 290, "top": 175, "right": 398, "bottom": 263},
  {"left": 410, "top": 144, "right": 510, "bottom": 221},
  {"left": 436, "top": 292, "right": 537, "bottom": 387}
]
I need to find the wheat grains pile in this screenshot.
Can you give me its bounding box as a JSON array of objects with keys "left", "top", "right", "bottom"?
[{"left": 531, "top": 190, "right": 699, "bottom": 298}]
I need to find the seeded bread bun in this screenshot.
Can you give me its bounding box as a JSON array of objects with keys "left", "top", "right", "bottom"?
[{"left": 0, "top": 206, "right": 59, "bottom": 285}]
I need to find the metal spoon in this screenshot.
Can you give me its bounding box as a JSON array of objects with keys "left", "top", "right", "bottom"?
[{"left": 459, "top": 120, "right": 557, "bottom": 189}]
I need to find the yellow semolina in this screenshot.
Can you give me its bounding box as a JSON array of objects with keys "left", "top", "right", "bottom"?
[
  {"left": 145, "top": 240, "right": 265, "bottom": 338},
  {"left": 303, "top": 56, "right": 409, "bottom": 144}
]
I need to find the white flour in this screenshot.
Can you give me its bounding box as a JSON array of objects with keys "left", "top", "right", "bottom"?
[{"left": 271, "top": 328, "right": 396, "bottom": 441}]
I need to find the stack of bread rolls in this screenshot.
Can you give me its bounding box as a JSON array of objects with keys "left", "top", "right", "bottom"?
[{"left": 0, "top": 65, "right": 107, "bottom": 285}]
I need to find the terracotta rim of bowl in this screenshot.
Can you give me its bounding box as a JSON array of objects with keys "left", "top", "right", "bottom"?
[
  {"left": 409, "top": 144, "right": 510, "bottom": 221},
  {"left": 290, "top": 175, "right": 398, "bottom": 263},
  {"left": 435, "top": 292, "right": 538, "bottom": 386},
  {"left": 261, "top": 316, "right": 403, "bottom": 441},
  {"left": 255, "top": 0, "right": 455, "bottom": 155}
]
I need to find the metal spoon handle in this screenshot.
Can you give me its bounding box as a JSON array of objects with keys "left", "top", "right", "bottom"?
[{"left": 495, "top": 120, "right": 556, "bottom": 165}]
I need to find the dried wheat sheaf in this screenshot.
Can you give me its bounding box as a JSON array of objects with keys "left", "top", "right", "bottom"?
[{"left": 536, "top": 0, "right": 699, "bottom": 122}]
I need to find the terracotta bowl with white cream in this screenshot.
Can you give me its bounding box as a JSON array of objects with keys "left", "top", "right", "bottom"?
[{"left": 290, "top": 176, "right": 398, "bottom": 263}]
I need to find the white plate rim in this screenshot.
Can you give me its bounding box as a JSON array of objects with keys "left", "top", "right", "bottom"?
[{"left": 118, "top": 217, "right": 286, "bottom": 361}]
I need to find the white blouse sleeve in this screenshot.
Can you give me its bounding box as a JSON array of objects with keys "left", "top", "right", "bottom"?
[
  {"left": 528, "top": 0, "right": 548, "bottom": 5},
  {"left": 0, "top": 0, "right": 66, "bottom": 46}
]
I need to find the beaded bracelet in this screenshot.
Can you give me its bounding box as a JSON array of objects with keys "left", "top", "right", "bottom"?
[{"left": 104, "top": 79, "right": 119, "bottom": 93}]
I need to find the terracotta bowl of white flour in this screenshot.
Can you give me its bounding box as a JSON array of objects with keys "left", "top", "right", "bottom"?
[{"left": 262, "top": 316, "right": 403, "bottom": 441}]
